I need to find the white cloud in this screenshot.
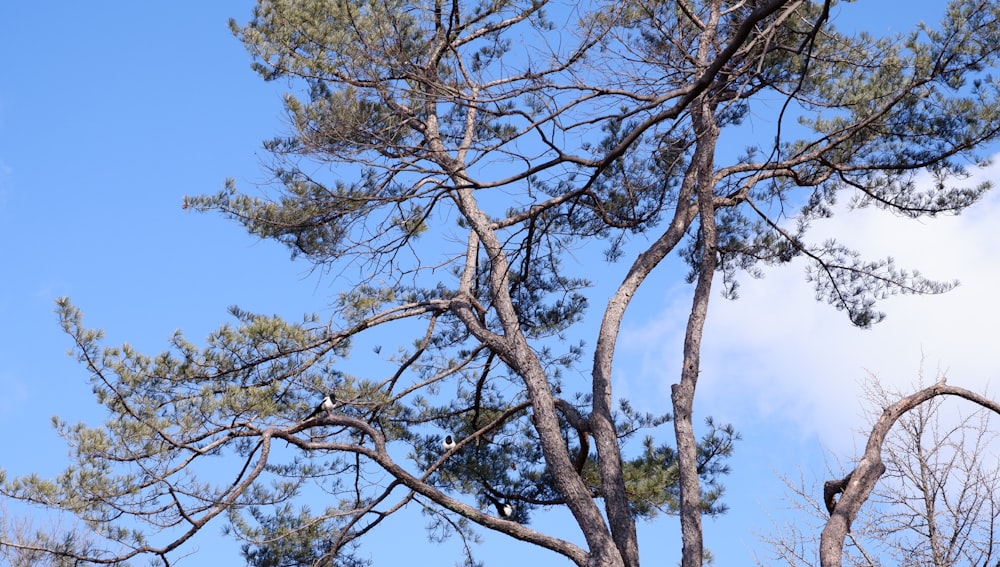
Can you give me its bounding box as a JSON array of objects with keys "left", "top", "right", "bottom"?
[{"left": 621, "top": 159, "right": 1000, "bottom": 453}]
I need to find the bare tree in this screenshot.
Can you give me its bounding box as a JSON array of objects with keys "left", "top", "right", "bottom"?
[
  {"left": 860, "top": 376, "right": 1000, "bottom": 566},
  {"left": 822, "top": 382, "right": 1000, "bottom": 567},
  {"left": 761, "top": 373, "right": 1000, "bottom": 567}
]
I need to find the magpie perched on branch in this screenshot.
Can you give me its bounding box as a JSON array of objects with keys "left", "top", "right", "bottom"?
[
  {"left": 305, "top": 392, "right": 337, "bottom": 420},
  {"left": 496, "top": 500, "right": 514, "bottom": 519},
  {"left": 442, "top": 434, "right": 457, "bottom": 450},
  {"left": 485, "top": 494, "right": 514, "bottom": 519}
]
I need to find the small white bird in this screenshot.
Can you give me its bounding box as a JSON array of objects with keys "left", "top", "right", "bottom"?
[
  {"left": 306, "top": 392, "right": 337, "bottom": 420},
  {"left": 442, "top": 435, "right": 457, "bottom": 450}
]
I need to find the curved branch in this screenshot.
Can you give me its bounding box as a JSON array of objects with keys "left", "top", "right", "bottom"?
[
  {"left": 279, "top": 412, "right": 590, "bottom": 566},
  {"left": 820, "top": 383, "right": 1000, "bottom": 567}
]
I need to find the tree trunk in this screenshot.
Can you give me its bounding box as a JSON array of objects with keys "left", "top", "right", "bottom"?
[{"left": 675, "top": 96, "right": 720, "bottom": 567}]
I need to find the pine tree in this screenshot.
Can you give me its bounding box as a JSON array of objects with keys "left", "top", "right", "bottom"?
[{"left": 4, "top": 1, "right": 1000, "bottom": 566}]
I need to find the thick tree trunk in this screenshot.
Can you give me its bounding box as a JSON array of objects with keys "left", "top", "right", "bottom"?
[
  {"left": 449, "top": 183, "right": 626, "bottom": 567},
  {"left": 674, "top": 98, "right": 719, "bottom": 567},
  {"left": 591, "top": 197, "right": 699, "bottom": 567}
]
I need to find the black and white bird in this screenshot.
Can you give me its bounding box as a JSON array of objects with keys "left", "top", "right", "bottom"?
[
  {"left": 485, "top": 494, "right": 514, "bottom": 519},
  {"left": 305, "top": 392, "right": 337, "bottom": 420},
  {"left": 495, "top": 500, "right": 514, "bottom": 519},
  {"left": 442, "top": 434, "right": 457, "bottom": 450}
]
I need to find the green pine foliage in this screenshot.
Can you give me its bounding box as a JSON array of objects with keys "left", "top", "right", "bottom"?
[{"left": 5, "top": 1, "right": 1000, "bottom": 566}]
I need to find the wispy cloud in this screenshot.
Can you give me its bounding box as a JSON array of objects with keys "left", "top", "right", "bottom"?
[{"left": 621, "top": 159, "right": 1000, "bottom": 452}]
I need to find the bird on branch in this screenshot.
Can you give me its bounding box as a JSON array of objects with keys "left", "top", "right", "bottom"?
[
  {"left": 305, "top": 392, "right": 337, "bottom": 420},
  {"left": 485, "top": 493, "right": 514, "bottom": 519}
]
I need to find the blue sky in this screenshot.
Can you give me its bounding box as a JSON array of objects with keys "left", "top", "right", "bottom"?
[{"left": 2, "top": 1, "right": 999, "bottom": 565}]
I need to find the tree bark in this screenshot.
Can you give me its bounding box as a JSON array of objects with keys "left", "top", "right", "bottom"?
[
  {"left": 674, "top": 95, "right": 720, "bottom": 567},
  {"left": 449, "top": 181, "right": 624, "bottom": 566}
]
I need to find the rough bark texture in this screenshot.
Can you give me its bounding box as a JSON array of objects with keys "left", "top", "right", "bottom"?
[
  {"left": 450, "top": 181, "right": 622, "bottom": 567},
  {"left": 674, "top": 94, "right": 720, "bottom": 567}
]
